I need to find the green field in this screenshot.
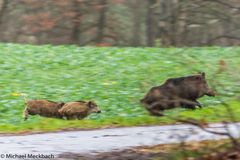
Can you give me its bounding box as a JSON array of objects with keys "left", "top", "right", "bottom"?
[{"left": 0, "top": 43, "right": 239, "bottom": 133}]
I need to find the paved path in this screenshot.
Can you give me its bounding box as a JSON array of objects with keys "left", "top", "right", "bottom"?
[{"left": 0, "top": 123, "right": 239, "bottom": 158}]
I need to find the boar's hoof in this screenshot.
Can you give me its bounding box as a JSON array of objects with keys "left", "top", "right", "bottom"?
[
  {"left": 190, "top": 106, "right": 197, "bottom": 110},
  {"left": 196, "top": 101, "right": 202, "bottom": 109},
  {"left": 182, "top": 104, "right": 196, "bottom": 110}
]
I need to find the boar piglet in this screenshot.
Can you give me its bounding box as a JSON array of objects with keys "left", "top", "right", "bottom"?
[
  {"left": 140, "top": 72, "right": 215, "bottom": 116},
  {"left": 59, "top": 101, "right": 101, "bottom": 120},
  {"left": 23, "top": 100, "right": 65, "bottom": 120}
]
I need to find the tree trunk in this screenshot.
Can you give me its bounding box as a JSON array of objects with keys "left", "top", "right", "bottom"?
[
  {"left": 96, "top": 0, "right": 107, "bottom": 43},
  {"left": 0, "top": 0, "right": 8, "bottom": 26},
  {"left": 131, "top": 0, "right": 142, "bottom": 46},
  {"left": 71, "top": 0, "right": 82, "bottom": 44},
  {"left": 146, "top": 0, "right": 156, "bottom": 46}
]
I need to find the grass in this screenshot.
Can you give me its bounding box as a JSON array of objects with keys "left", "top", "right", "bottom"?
[{"left": 0, "top": 43, "right": 239, "bottom": 133}]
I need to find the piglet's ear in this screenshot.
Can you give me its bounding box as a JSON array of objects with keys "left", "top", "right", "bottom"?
[
  {"left": 87, "top": 101, "right": 93, "bottom": 108},
  {"left": 198, "top": 72, "right": 205, "bottom": 78},
  {"left": 201, "top": 72, "right": 205, "bottom": 78},
  {"left": 59, "top": 102, "right": 65, "bottom": 106}
]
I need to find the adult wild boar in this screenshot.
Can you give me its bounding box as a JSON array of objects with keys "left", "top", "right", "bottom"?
[
  {"left": 140, "top": 72, "right": 215, "bottom": 116},
  {"left": 23, "top": 100, "right": 65, "bottom": 120},
  {"left": 59, "top": 101, "right": 101, "bottom": 120}
]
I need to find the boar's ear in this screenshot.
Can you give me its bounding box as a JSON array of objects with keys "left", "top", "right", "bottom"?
[
  {"left": 87, "top": 101, "right": 94, "bottom": 108},
  {"left": 60, "top": 102, "right": 65, "bottom": 106},
  {"left": 193, "top": 74, "right": 203, "bottom": 81}
]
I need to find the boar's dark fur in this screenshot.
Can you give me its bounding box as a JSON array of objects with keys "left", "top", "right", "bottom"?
[{"left": 140, "top": 72, "right": 215, "bottom": 116}]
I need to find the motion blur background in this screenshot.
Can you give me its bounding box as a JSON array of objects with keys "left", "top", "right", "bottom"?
[{"left": 0, "top": 0, "right": 239, "bottom": 47}]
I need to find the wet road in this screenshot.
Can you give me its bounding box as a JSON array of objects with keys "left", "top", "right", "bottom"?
[{"left": 0, "top": 123, "right": 239, "bottom": 158}]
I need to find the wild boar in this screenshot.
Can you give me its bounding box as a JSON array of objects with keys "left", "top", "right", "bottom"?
[
  {"left": 58, "top": 101, "right": 101, "bottom": 120},
  {"left": 140, "top": 72, "right": 215, "bottom": 116},
  {"left": 23, "top": 100, "right": 65, "bottom": 120}
]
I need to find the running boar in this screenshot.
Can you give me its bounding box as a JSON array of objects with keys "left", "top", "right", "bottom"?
[
  {"left": 23, "top": 100, "right": 65, "bottom": 120},
  {"left": 59, "top": 101, "right": 101, "bottom": 120},
  {"left": 140, "top": 72, "right": 215, "bottom": 116}
]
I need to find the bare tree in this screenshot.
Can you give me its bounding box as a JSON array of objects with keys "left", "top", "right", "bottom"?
[
  {"left": 0, "top": 0, "right": 7, "bottom": 25},
  {"left": 129, "top": 0, "right": 145, "bottom": 46},
  {"left": 96, "top": 0, "right": 108, "bottom": 43},
  {"left": 146, "top": 0, "right": 157, "bottom": 46},
  {"left": 71, "top": 0, "right": 83, "bottom": 44}
]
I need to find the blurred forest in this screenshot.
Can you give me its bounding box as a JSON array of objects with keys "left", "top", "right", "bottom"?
[{"left": 0, "top": 0, "right": 239, "bottom": 47}]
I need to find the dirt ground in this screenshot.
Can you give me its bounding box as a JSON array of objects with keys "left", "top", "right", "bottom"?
[
  {"left": 58, "top": 140, "right": 240, "bottom": 160},
  {"left": 59, "top": 149, "right": 167, "bottom": 160}
]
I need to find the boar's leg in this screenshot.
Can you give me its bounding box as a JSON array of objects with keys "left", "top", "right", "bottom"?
[
  {"left": 182, "top": 104, "right": 196, "bottom": 110},
  {"left": 179, "top": 99, "right": 200, "bottom": 110},
  {"left": 179, "top": 101, "right": 196, "bottom": 110},
  {"left": 77, "top": 115, "right": 85, "bottom": 120},
  {"left": 66, "top": 116, "right": 72, "bottom": 120},
  {"left": 148, "top": 109, "right": 164, "bottom": 116},
  {"left": 184, "top": 100, "right": 202, "bottom": 109},
  {"left": 147, "top": 101, "right": 166, "bottom": 116},
  {"left": 65, "top": 115, "right": 74, "bottom": 120},
  {"left": 195, "top": 100, "right": 202, "bottom": 108},
  {"left": 55, "top": 115, "right": 64, "bottom": 119},
  {"left": 66, "top": 115, "right": 79, "bottom": 120}
]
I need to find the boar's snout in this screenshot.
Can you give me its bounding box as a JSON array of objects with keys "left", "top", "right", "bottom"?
[
  {"left": 87, "top": 101, "right": 101, "bottom": 113},
  {"left": 92, "top": 108, "right": 101, "bottom": 113},
  {"left": 206, "top": 88, "right": 215, "bottom": 97}
]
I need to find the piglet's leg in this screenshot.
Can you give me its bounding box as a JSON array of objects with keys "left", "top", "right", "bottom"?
[
  {"left": 77, "top": 115, "right": 84, "bottom": 120},
  {"left": 66, "top": 115, "right": 76, "bottom": 120}
]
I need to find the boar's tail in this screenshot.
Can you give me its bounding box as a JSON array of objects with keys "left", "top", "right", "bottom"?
[
  {"left": 140, "top": 94, "right": 149, "bottom": 104},
  {"left": 140, "top": 95, "right": 153, "bottom": 105},
  {"left": 17, "top": 93, "right": 28, "bottom": 104},
  {"left": 23, "top": 107, "right": 29, "bottom": 121},
  {"left": 18, "top": 93, "right": 29, "bottom": 120},
  {"left": 23, "top": 95, "right": 28, "bottom": 104}
]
